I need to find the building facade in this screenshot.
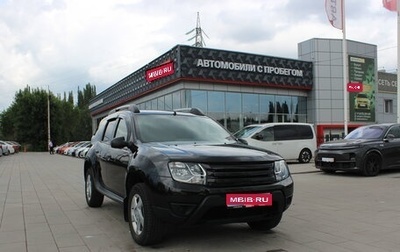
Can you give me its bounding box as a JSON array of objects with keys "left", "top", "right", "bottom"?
[
  {"left": 89, "top": 45, "right": 313, "bottom": 134},
  {"left": 88, "top": 38, "right": 398, "bottom": 145}
]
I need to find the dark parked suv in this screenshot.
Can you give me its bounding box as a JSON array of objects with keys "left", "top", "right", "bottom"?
[
  {"left": 84, "top": 105, "right": 294, "bottom": 245},
  {"left": 315, "top": 123, "right": 400, "bottom": 176}
]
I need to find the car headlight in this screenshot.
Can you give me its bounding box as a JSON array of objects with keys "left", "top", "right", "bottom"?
[
  {"left": 274, "top": 160, "right": 290, "bottom": 181},
  {"left": 168, "top": 162, "right": 206, "bottom": 185}
]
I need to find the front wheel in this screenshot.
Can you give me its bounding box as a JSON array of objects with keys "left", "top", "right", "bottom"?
[
  {"left": 247, "top": 213, "right": 282, "bottom": 231},
  {"left": 85, "top": 169, "right": 104, "bottom": 207},
  {"left": 298, "top": 148, "right": 312, "bottom": 163},
  {"left": 362, "top": 152, "right": 381, "bottom": 176},
  {"left": 128, "top": 184, "right": 166, "bottom": 245}
]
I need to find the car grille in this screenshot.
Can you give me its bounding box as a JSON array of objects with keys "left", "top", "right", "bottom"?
[{"left": 205, "top": 162, "right": 276, "bottom": 187}]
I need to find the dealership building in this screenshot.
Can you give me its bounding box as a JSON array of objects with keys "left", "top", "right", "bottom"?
[{"left": 88, "top": 38, "right": 398, "bottom": 145}]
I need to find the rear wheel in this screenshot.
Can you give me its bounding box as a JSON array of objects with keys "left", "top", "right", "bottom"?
[
  {"left": 128, "top": 183, "right": 166, "bottom": 245},
  {"left": 298, "top": 148, "right": 312, "bottom": 163},
  {"left": 247, "top": 213, "right": 282, "bottom": 231},
  {"left": 362, "top": 152, "right": 381, "bottom": 176},
  {"left": 85, "top": 169, "right": 104, "bottom": 207}
]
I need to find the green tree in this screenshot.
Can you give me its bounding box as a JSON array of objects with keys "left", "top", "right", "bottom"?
[{"left": 0, "top": 83, "right": 97, "bottom": 151}]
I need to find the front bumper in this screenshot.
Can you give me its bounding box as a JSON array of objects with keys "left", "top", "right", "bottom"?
[
  {"left": 149, "top": 177, "right": 294, "bottom": 226},
  {"left": 314, "top": 149, "right": 362, "bottom": 171}
]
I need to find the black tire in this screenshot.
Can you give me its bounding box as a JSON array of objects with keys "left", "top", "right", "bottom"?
[
  {"left": 299, "top": 148, "right": 312, "bottom": 163},
  {"left": 247, "top": 213, "right": 282, "bottom": 231},
  {"left": 85, "top": 169, "right": 104, "bottom": 207},
  {"left": 128, "top": 183, "right": 166, "bottom": 245},
  {"left": 362, "top": 152, "right": 381, "bottom": 176}
]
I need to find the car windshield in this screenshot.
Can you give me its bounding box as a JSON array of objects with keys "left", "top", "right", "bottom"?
[
  {"left": 135, "top": 114, "right": 236, "bottom": 144},
  {"left": 345, "top": 126, "right": 385, "bottom": 140},
  {"left": 234, "top": 126, "right": 262, "bottom": 138}
]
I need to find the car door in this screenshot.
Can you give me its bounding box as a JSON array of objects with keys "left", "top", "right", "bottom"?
[
  {"left": 246, "top": 126, "right": 279, "bottom": 153},
  {"left": 97, "top": 117, "right": 118, "bottom": 192},
  {"left": 104, "top": 116, "right": 131, "bottom": 197},
  {"left": 382, "top": 125, "right": 400, "bottom": 169}
]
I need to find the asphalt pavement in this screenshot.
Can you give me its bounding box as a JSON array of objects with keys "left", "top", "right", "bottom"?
[{"left": 1, "top": 153, "right": 400, "bottom": 252}]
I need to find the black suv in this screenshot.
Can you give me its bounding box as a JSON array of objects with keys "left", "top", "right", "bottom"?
[
  {"left": 84, "top": 105, "right": 294, "bottom": 245},
  {"left": 315, "top": 123, "right": 400, "bottom": 176}
]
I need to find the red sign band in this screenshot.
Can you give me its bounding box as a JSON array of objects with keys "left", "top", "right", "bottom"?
[{"left": 145, "top": 62, "right": 174, "bottom": 82}]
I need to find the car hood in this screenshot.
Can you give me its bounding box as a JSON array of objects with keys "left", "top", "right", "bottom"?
[
  {"left": 319, "top": 138, "right": 377, "bottom": 149},
  {"left": 148, "top": 143, "right": 282, "bottom": 162}
]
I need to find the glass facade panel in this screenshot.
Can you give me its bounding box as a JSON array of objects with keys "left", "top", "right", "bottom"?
[
  {"left": 189, "top": 90, "right": 207, "bottom": 112},
  {"left": 208, "top": 112, "right": 225, "bottom": 128},
  {"left": 275, "top": 95, "right": 291, "bottom": 122},
  {"left": 243, "top": 93, "right": 259, "bottom": 127},
  {"left": 145, "top": 101, "right": 151, "bottom": 110},
  {"left": 226, "top": 113, "right": 241, "bottom": 133},
  {"left": 157, "top": 96, "right": 165, "bottom": 110},
  {"left": 226, "top": 93, "right": 241, "bottom": 113},
  {"left": 164, "top": 94, "right": 173, "bottom": 110},
  {"left": 296, "top": 96, "right": 307, "bottom": 122},
  {"left": 137, "top": 89, "right": 307, "bottom": 132},
  {"left": 260, "top": 95, "right": 275, "bottom": 123},
  {"left": 208, "top": 91, "right": 224, "bottom": 112},
  {"left": 173, "top": 91, "right": 181, "bottom": 109},
  {"left": 151, "top": 99, "right": 157, "bottom": 110},
  {"left": 226, "top": 93, "right": 242, "bottom": 132}
]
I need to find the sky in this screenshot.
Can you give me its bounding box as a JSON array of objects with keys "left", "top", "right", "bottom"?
[{"left": 0, "top": 0, "right": 398, "bottom": 111}]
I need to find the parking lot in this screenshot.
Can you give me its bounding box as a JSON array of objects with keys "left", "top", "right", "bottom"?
[{"left": 1, "top": 153, "right": 400, "bottom": 251}]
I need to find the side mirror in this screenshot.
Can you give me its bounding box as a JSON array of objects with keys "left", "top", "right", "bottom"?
[
  {"left": 111, "top": 137, "right": 138, "bottom": 153},
  {"left": 384, "top": 134, "right": 395, "bottom": 142}
]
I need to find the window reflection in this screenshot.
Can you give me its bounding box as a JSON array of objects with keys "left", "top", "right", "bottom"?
[
  {"left": 137, "top": 90, "right": 307, "bottom": 132},
  {"left": 208, "top": 91, "right": 224, "bottom": 112},
  {"left": 173, "top": 91, "right": 181, "bottom": 109},
  {"left": 164, "top": 94, "right": 173, "bottom": 110},
  {"left": 260, "top": 95, "right": 275, "bottom": 123},
  {"left": 157, "top": 96, "right": 164, "bottom": 110},
  {"left": 243, "top": 93, "right": 259, "bottom": 127},
  {"left": 275, "top": 95, "right": 290, "bottom": 122},
  {"left": 189, "top": 90, "right": 207, "bottom": 112}
]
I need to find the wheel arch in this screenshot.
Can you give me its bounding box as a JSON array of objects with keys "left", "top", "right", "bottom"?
[
  {"left": 361, "top": 149, "right": 383, "bottom": 176},
  {"left": 362, "top": 148, "right": 383, "bottom": 162},
  {"left": 123, "top": 168, "right": 147, "bottom": 221}
]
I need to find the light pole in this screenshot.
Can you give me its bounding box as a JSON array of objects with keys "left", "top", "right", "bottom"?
[{"left": 47, "top": 86, "right": 51, "bottom": 151}]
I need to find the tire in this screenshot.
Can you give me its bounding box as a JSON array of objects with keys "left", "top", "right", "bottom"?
[
  {"left": 85, "top": 169, "right": 104, "bottom": 207},
  {"left": 128, "top": 183, "right": 166, "bottom": 246},
  {"left": 247, "top": 213, "right": 282, "bottom": 231},
  {"left": 362, "top": 152, "right": 381, "bottom": 176},
  {"left": 298, "top": 148, "right": 312, "bottom": 163}
]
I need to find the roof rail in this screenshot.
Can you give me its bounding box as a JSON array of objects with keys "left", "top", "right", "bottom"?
[
  {"left": 174, "top": 108, "right": 205, "bottom": 116},
  {"left": 108, "top": 104, "right": 140, "bottom": 115}
]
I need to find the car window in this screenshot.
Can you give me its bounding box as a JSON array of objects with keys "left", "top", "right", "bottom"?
[
  {"left": 258, "top": 127, "right": 274, "bottom": 141},
  {"left": 135, "top": 114, "right": 234, "bottom": 144},
  {"left": 103, "top": 119, "right": 117, "bottom": 142},
  {"left": 345, "top": 126, "right": 385, "bottom": 139},
  {"left": 234, "top": 126, "right": 262, "bottom": 138},
  {"left": 115, "top": 118, "right": 128, "bottom": 140},
  {"left": 92, "top": 119, "right": 108, "bottom": 142},
  {"left": 386, "top": 125, "right": 400, "bottom": 138}
]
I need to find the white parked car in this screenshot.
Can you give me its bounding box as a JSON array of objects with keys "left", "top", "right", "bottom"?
[
  {"left": 234, "top": 123, "right": 317, "bottom": 163},
  {"left": 0, "top": 141, "right": 15, "bottom": 155}
]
